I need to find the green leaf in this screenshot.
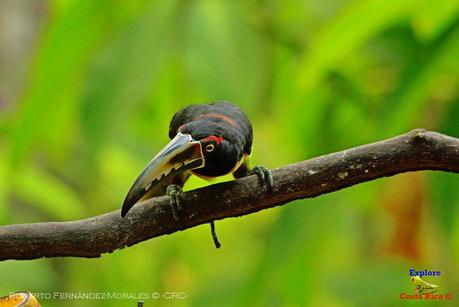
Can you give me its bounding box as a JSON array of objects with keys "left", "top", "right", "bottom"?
[
  {"left": 12, "top": 165, "right": 85, "bottom": 220},
  {"left": 10, "top": 0, "right": 135, "bottom": 167},
  {"left": 80, "top": 0, "right": 178, "bottom": 156},
  {"left": 411, "top": 0, "right": 459, "bottom": 41},
  {"left": 186, "top": 0, "right": 264, "bottom": 111},
  {"left": 296, "top": 0, "right": 412, "bottom": 91},
  {"left": 382, "top": 24, "right": 459, "bottom": 136}
]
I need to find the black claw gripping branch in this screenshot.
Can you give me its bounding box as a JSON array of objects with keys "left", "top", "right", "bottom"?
[{"left": 121, "top": 101, "right": 272, "bottom": 248}]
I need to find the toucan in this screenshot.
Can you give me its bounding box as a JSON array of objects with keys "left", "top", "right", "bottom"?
[{"left": 121, "top": 101, "right": 272, "bottom": 248}]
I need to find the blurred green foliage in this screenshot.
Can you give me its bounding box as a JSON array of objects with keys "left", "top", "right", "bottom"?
[{"left": 1, "top": 0, "right": 459, "bottom": 306}]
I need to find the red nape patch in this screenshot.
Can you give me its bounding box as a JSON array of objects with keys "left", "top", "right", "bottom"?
[
  {"left": 193, "top": 113, "right": 237, "bottom": 126},
  {"left": 203, "top": 135, "right": 223, "bottom": 144}
]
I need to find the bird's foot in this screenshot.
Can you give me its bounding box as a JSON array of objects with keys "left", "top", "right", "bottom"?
[
  {"left": 166, "top": 184, "right": 183, "bottom": 221},
  {"left": 249, "top": 165, "right": 274, "bottom": 192},
  {"left": 167, "top": 184, "right": 221, "bottom": 248}
]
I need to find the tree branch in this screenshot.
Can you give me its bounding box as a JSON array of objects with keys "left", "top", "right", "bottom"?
[{"left": 1, "top": 129, "right": 459, "bottom": 261}]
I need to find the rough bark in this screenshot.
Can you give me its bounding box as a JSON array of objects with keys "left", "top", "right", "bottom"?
[{"left": 1, "top": 129, "right": 458, "bottom": 261}]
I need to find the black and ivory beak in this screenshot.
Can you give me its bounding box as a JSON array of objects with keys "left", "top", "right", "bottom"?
[{"left": 121, "top": 132, "right": 205, "bottom": 217}]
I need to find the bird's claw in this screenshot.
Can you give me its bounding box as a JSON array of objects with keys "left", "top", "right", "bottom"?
[
  {"left": 250, "top": 165, "right": 274, "bottom": 192},
  {"left": 167, "top": 184, "right": 183, "bottom": 221},
  {"left": 167, "top": 184, "right": 221, "bottom": 248}
]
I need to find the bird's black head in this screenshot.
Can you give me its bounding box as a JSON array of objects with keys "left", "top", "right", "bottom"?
[{"left": 178, "top": 121, "right": 243, "bottom": 177}]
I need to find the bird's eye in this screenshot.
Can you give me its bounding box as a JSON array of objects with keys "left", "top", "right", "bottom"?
[{"left": 205, "top": 144, "right": 215, "bottom": 152}]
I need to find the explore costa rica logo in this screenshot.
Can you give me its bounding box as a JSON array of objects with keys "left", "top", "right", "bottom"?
[{"left": 399, "top": 268, "right": 453, "bottom": 301}]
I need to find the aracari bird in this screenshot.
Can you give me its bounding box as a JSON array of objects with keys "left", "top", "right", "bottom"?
[{"left": 121, "top": 101, "right": 272, "bottom": 248}]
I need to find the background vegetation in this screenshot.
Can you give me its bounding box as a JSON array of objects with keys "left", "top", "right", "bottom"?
[{"left": 1, "top": 0, "right": 458, "bottom": 306}]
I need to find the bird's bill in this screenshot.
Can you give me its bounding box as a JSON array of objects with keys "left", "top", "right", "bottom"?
[{"left": 121, "top": 132, "right": 204, "bottom": 216}]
